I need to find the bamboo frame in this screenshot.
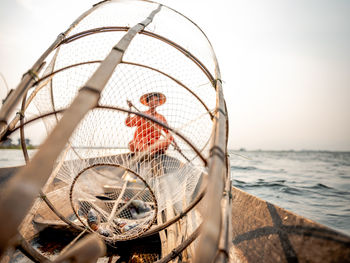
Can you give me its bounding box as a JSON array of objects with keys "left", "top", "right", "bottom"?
[
  {"left": 24, "top": 59, "right": 213, "bottom": 121},
  {"left": 1, "top": 1, "right": 230, "bottom": 261},
  {"left": 194, "top": 75, "right": 228, "bottom": 263},
  {"left": 61, "top": 27, "right": 215, "bottom": 85},
  {"left": 0, "top": 5, "right": 162, "bottom": 255}
]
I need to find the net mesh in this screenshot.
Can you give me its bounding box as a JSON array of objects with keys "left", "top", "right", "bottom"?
[
  {"left": 22, "top": 0, "right": 217, "bottom": 245},
  {"left": 70, "top": 163, "right": 157, "bottom": 241}
]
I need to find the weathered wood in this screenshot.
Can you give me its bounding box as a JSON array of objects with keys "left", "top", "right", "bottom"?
[{"left": 231, "top": 186, "right": 350, "bottom": 262}]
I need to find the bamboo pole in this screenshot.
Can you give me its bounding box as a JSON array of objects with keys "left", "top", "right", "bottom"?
[
  {"left": 0, "top": 5, "right": 162, "bottom": 255},
  {"left": 215, "top": 163, "right": 232, "bottom": 263},
  {"left": 194, "top": 77, "right": 228, "bottom": 263}
]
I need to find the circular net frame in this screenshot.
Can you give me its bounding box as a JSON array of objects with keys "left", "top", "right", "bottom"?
[{"left": 70, "top": 163, "right": 157, "bottom": 241}]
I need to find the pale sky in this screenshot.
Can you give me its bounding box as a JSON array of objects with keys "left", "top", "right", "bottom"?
[{"left": 0, "top": 0, "right": 349, "bottom": 151}]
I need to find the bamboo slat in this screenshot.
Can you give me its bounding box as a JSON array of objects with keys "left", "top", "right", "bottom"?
[{"left": 215, "top": 167, "right": 232, "bottom": 263}]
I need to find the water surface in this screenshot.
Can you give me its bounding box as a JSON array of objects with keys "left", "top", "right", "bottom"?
[{"left": 230, "top": 150, "right": 350, "bottom": 236}]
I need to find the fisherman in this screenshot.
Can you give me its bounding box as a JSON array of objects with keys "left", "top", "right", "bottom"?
[{"left": 125, "top": 92, "right": 173, "bottom": 156}]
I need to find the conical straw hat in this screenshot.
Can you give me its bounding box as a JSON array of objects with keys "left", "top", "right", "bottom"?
[{"left": 140, "top": 92, "right": 166, "bottom": 106}]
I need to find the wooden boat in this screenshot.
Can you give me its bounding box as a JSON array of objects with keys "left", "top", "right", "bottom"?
[{"left": 0, "top": 1, "right": 349, "bottom": 262}]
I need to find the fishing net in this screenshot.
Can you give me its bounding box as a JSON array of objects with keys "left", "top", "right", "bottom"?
[
  {"left": 70, "top": 163, "right": 157, "bottom": 241},
  {"left": 18, "top": 0, "right": 217, "bottom": 246}
]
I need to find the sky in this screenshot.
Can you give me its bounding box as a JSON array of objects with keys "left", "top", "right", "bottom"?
[{"left": 0, "top": 0, "right": 349, "bottom": 151}]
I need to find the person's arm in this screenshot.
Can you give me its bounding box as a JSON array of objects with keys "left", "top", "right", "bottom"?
[
  {"left": 148, "top": 116, "right": 174, "bottom": 154},
  {"left": 159, "top": 116, "right": 174, "bottom": 147}
]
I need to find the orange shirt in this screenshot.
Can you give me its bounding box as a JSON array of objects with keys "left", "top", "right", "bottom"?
[{"left": 125, "top": 111, "right": 172, "bottom": 152}]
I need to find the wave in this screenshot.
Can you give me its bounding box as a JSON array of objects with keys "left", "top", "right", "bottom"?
[
  {"left": 233, "top": 179, "right": 284, "bottom": 188},
  {"left": 301, "top": 183, "right": 346, "bottom": 191},
  {"left": 233, "top": 179, "right": 306, "bottom": 195},
  {"left": 231, "top": 165, "right": 257, "bottom": 171},
  {"left": 231, "top": 165, "right": 285, "bottom": 174}
]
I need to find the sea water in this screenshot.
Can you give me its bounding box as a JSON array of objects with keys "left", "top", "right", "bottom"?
[
  {"left": 1, "top": 149, "right": 349, "bottom": 236},
  {"left": 230, "top": 150, "right": 350, "bottom": 236}
]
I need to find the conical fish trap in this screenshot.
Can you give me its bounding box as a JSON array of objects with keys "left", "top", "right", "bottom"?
[{"left": 14, "top": 0, "right": 218, "bottom": 244}]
